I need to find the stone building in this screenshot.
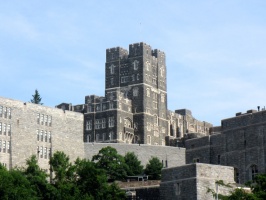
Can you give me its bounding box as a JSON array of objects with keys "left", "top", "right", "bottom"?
[
  {"left": 160, "top": 163, "right": 235, "bottom": 200},
  {"left": 56, "top": 42, "right": 212, "bottom": 146},
  {"left": 186, "top": 108, "right": 266, "bottom": 185},
  {"left": 0, "top": 96, "right": 84, "bottom": 170}
]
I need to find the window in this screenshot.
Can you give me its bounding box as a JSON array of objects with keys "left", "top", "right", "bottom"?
[
  {"left": 234, "top": 168, "right": 240, "bottom": 183},
  {"left": 48, "top": 132, "right": 51, "bottom": 143},
  {"left": 88, "top": 106, "right": 92, "bottom": 112},
  {"left": 3, "top": 124, "right": 6, "bottom": 135},
  {"left": 44, "top": 147, "right": 47, "bottom": 159},
  {"left": 37, "top": 130, "right": 39, "bottom": 141},
  {"left": 110, "top": 64, "right": 115, "bottom": 74},
  {"left": 4, "top": 107, "right": 7, "bottom": 118},
  {"left": 146, "top": 61, "right": 150, "bottom": 71},
  {"left": 41, "top": 114, "right": 44, "bottom": 125},
  {"left": 102, "top": 133, "right": 105, "bottom": 141},
  {"left": 108, "top": 117, "right": 114, "bottom": 127},
  {"left": 102, "top": 118, "right": 106, "bottom": 128},
  {"left": 44, "top": 131, "right": 47, "bottom": 142},
  {"left": 193, "top": 158, "right": 200, "bottom": 163},
  {"left": 147, "top": 135, "right": 151, "bottom": 145},
  {"left": 40, "top": 146, "right": 43, "bottom": 158},
  {"left": 37, "top": 114, "right": 40, "bottom": 124},
  {"left": 45, "top": 115, "right": 48, "bottom": 125},
  {"left": 0, "top": 106, "right": 2, "bottom": 117},
  {"left": 174, "top": 183, "right": 181, "bottom": 196},
  {"left": 3, "top": 141, "right": 6, "bottom": 153},
  {"left": 133, "top": 60, "right": 139, "bottom": 70},
  {"left": 132, "top": 74, "right": 135, "bottom": 81},
  {"left": 154, "top": 115, "right": 158, "bottom": 125},
  {"left": 86, "top": 120, "right": 92, "bottom": 130},
  {"left": 109, "top": 102, "right": 114, "bottom": 109},
  {"left": 218, "top": 155, "right": 221, "bottom": 164},
  {"left": 147, "top": 88, "right": 150, "bottom": 97},
  {"left": 96, "top": 134, "right": 99, "bottom": 142},
  {"left": 152, "top": 78, "right": 156, "bottom": 84},
  {"left": 87, "top": 135, "right": 91, "bottom": 142},
  {"left": 160, "top": 67, "right": 164, "bottom": 77},
  {"left": 48, "top": 116, "right": 52, "bottom": 126},
  {"left": 147, "top": 122, "right": 151, "bottom": 131},
  {"left": 7, "top": 141, "right": 10, "bottom": 153},
  {"left": 7, "top": 124, "right": 11, "bottom": 136},
  {"left": 121, "top": 76, "right": 129, "bottom": 83},
  {"left": 133, "top": 87, "right": 139, "bottom": 96},
  {"left": 161, "top": 94, "right": 165, "bottom": 103},
  {"left": 153, "top": 93, "right": 157, "bottom": 100},
  {"left": 111, "top": 78, "right": 114, "bottom": 85},
  {"left": 153, "top": 102, "right": 158, "bottom": 109},
  {"left": 7, "top": 108, "right": 11, "bottom": 119},
  {"left": 40, "top": 130, "right": 43, "bottom": 141},
  {"left": 109, "top": 132, "right": 113, "bottom": 140},
  {"left": 0, "top": 122, "right": 2, "bottom": 134},
  {"left": 250, "top": 165, "right": 258, "bottom": 180},
  {"left": 0, "top": 140, "right": 2, "bottom": 152},
  {"left": 95, "top": 119, "right": 101, "bottom": 129},
  {"left": 137, "top": 74, "right": 140, "bottom": 80}
]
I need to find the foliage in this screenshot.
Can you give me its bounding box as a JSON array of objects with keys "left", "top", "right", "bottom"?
[
  {"left": 144, "top": 156, "right": 163, "bottom": 180},
  {"left": 224, "top": 188, "right": 258, "bottom": 200},
  {"left": 30, "top": 89, "right": 43, "bottom": 104},
  {"left": 124, "top": 152, "right": 143, "bottom": 176},
  {"left": 92, "top": 146, "right": 128, "bottom": 180}
]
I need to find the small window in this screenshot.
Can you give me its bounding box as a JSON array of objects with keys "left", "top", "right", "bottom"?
[
  {"left": 250, "top": 165, "right": 258, "bottom": 180},
  {"left": 234, "top": 168, "right": 240, "bottom": 183},
  {"left": 110, "top": 64, "right": 115, "bottom": 74},
  {"left": 147, "top": 135, "right": 151, "bottom": 145},
  {"left": 37, "top": 130, "right": 39, "bottom": 141},
  {"left": 218, "top": 155, "right": 221, "bottom": 164},
  {"left": 108, "top": 117, "right": 114, "bottom": 127},
  {"left": 44, "top": 131, "right": 47, "bottom": 142},
  {"left": 110, "top": 78, "right": 114, "bottom": 85},
  {"left": 96, "top": 134, "right": 99, "bottom": 142},
  {"left": 102, "top": 118, "right": 106, "bottom": 128},
  {"left": 174, "top": 183, "right": 181, "bottom": 196},
  {"left": 147, "top": 88, "right": 150, "bottom": 97},
  {"left": 0, "top": 106, "right": 2, "bottom": 117},
  {"left": 48, "top": 132, "right": 51, "bottom": 143},
  {"left": 161, "top": 94, "right": 165, "bottom": 103},
  {"left": 7, "top": 108, "right": 11, "bottom": 119},
  {"left": 7, "top": 124, "right": 11, "bottom": 136},
  {"left": 44, "top": 147, "right": 47, "bottom": 159},
  {"left": 0, "top": 122, "right": 2, "bottom": 134},
  {"left": 0, "top": 140, "right": 2, "bottom": 152},
  {"left": 193, "top": 158, "right": 200, "bottom": 163},
  {"left": 3, "top": 124, "right": 6, "bottom": 135}
]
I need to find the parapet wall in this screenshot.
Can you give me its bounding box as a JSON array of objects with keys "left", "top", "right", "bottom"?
[{"left": 84, "top": 143, "right": 185, "bottom": 168}]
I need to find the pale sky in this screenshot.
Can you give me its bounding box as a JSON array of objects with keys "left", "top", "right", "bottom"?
[{"left": 1, "top": 0, "right": 266, "bottom": 126}]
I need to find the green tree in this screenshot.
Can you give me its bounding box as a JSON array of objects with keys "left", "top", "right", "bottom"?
[
  {"left": 0, "top": 164, "right": 37, "bottom": 199},
  {"left": 224, "top": 188, "right": 258, "bottom": 200},
  {"left": 124, "top": 152, "right": 143, "bottom": 176},
  {"left": 49, "top": 151, "right": 80, "bottom": 200},
  {"left": 31, "top": 89, "right": 43, "bottom": 104},
  {"left": 92, "top": 146, "right": 128, "bottom": 180},
  {"left": 144, "top": 157, "right": 163, "bottom": 180},
  {"left": 24, "top": 155, "right": 56, "bottom": 199}
]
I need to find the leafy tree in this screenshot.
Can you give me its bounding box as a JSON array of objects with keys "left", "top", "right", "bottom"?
[
  {"left": 144, "top": 157, "right": 163, "bottom": 180},
  {"left": 49, "top": 151, "right": 79, "bottom": 199},
  {"left": 24, "top": 155, "right": 56, "bottom": 199},
  {"left": 0, "top": 164, "right": 37, "bottom": 199},
  {"left": 248, "top": 174, "right": 266, "bottom": 199},
  {"left": 124, "top": 152, "right": 143, "bottom": 176},
  {"left": 92, "top": 146, "right": 128, "bottom": 180},
  {"left": 224, "top": 188, "right": 258, "bottom": 200},
  {"left": 31, "top": 89, "right": 43, "bottom": 104}
]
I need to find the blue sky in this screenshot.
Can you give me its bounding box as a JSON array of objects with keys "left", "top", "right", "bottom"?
[{"left": 0, "top": 0, "right": 266, "bottom": 126}]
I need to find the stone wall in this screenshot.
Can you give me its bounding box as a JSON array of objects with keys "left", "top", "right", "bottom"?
[
  {"left": 84, "top": 143, "right": 186, "bottom": 168},
  {"left": 0, "top": 96, "right": 84, "bottom": 171},
  {"left": 160, "top": 163, "right": 235, "bottom": 200}
]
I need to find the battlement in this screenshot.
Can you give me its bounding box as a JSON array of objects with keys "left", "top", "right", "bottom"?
[
  {"left": 106, "top": 47, "right": 128, "bottom": 62},
  {"left": 128, "top": 42, "right": 153, "bottom": 57}
]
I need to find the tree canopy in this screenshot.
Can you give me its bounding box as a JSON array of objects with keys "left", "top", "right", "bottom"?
[
  {"left": 30, "top": 89, "right": 43, "bottom": 104},
  {"left": 124, "top": 152, "right": 143, "bottom": 176},
  {"left": 144, "top": 156, "right": 163, "bottom": 180}
]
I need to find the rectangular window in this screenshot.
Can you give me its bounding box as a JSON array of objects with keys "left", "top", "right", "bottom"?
[
  {"left": 0, "top": 106, "right": 2, "bottom": 117},
  {"left": 108, "top": 117, "right": 114, "bottom": 127},
  {"left": 4, "top": 107, "right": 7, "bottom": 118},
  {"left": 111, "top": 78, "right": 114, "bottom": 85},
  {"left": 37, "top": 113, "right": 40, "bottom": 124},
  {"left": 40, "top": 146, "right": 43, "bottom": 158},
  {"left": 174, "top": 183, "right": 181, "bottom": 196},
  {"left": 88, "top": 106, "right": 92, "bottom": 112},
  {"left": 40, "top": 130, "right": 43, "bottom": 141},
  {"left": 7, "top": 141, "right": 10, "bottom": 153},
  {"left": 3, "top": 124, "right": 6, "bottom": 135},
  {"left": 153, "top": 102, "right": 158, "bottom": 109},
  {"left": 7, "top": 124, "right": 11, "bottom": 136},
  {"left": 0, "top": 140, "right": 2, "bottom": 152},
  {"left": 121, "top": 76, "right": 129, "bottom": 83},
  {"left": 7, "top": 108, "right": 11, "bottom": 119},
  {"left": 95, "top": 119, "right": 101, "bottom": 129},
  {"left": 37, "top": 130, "right": 39, "bottom": 141},
  {"left": 102, "top": 118, "right": 106, "bottom": 128},
  {"left": 48, "top": 116, "right": 51, "bottom": 126},
  {"left": 48, "top": 148, "right": 51, "bottom": 158},
  {"left": 41, "top": 114, "right": 44, "bottom": 125},
  {"left": 96, "top": 134, "right": 99, "bottom": 142},
  {"left": 48, "top": 132, "right": 51, "bottom": 143},
  {"left": 45, "top": 131, "right": 47, "bottom": 142},
  {"left": 0, "top": 122, "right": 2, "bottom": 134},
  {"left": 218, "top": 155, "right": 221, "bottom": 164},
  {"left": 44, "top": 115, "right": 48, "bottom": 125},
  {"left": 109, "top": 102, "right": 114, "bottom": 109},
  {"left": 3, "top": 141, "right": 6, "bottom": 153},
  {"left": 44, "top": 147, "right": 47, "bottom": 159}
]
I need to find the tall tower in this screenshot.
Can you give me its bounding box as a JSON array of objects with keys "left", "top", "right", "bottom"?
[{"left": 105, "top": 42, "right": 168, "bottom": 145}]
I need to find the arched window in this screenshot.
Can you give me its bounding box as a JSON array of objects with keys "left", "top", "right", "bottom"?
[
  {"left": 250, "top": 164, "right": 258, "bottom": 180},
  {"left": 110, "top": 64, "right": 115, "bottom": 74}
]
